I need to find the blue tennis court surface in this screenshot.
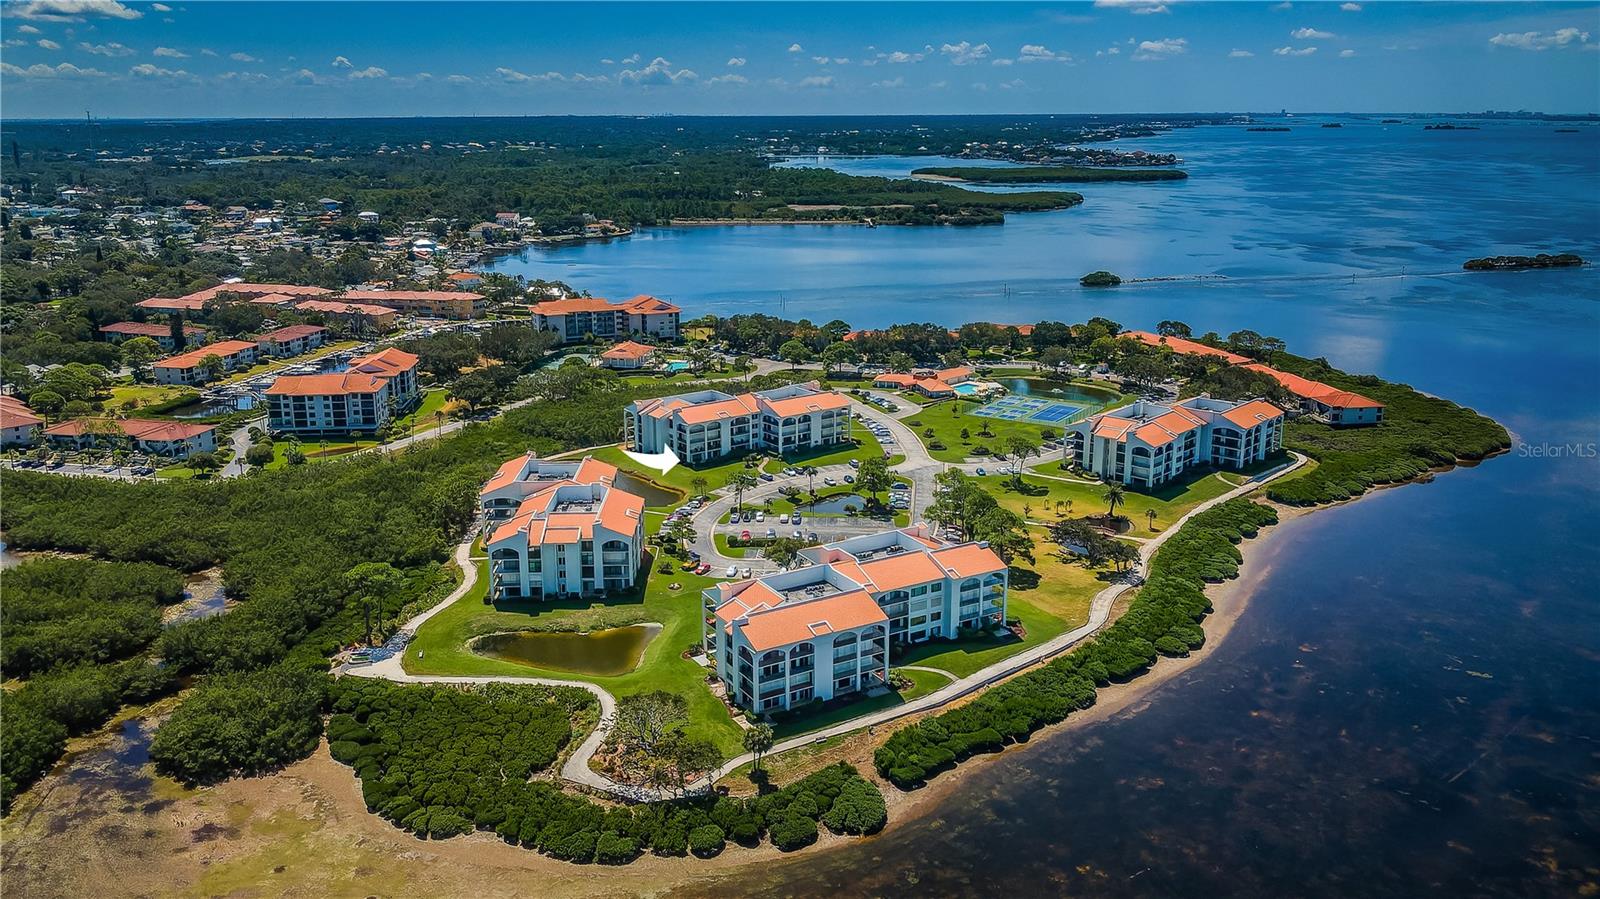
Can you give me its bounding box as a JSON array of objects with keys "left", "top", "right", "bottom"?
[{"left": 972, "top": 396, "right": 1084, "bottom": 424}]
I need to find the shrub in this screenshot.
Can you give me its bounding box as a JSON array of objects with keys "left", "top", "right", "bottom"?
[
  {"left": 822, "top": 778, "right": 888, "bottom": 835},
  {"left": 1, "top": 702, "right": 67, "bottom": 813},
  {"left": 688, "top": 824, "right": 725, "bottom": 857},
  {"left": 151, "top": 665, "right": 326, "bottom": 785},
  {"left": 769, "top": 812, "right": 819, "bottom": 851}
]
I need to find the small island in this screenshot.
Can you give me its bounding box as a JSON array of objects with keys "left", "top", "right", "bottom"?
[
  {"left": 1247, "top": 126, "right": 1291, "bottom": 132},
  {"left": 1080, "top": 270, "right": 1123, "bottom": 287},
  {"left": 1463, "top": 253, "right": 1584, "bottom": 272},
  {"left": 912, "top": 165, "right": 1188, "bottom": 184}
]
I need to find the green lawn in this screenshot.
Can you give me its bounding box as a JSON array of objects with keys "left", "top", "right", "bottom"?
[
  {"left": 393, "top": 388, "right": 455, "bottom": 437},
  {"left": 262, "top": 438, "right": 377, "bottom": 470},
  {"left": 758, "top": 423, "right": 899, "bottom": 472},
  {"left": 978, "top": 468, "right": 1236, "bottom": 532},
  {"left": 900, "top": 391, "right": 1121, "bottom": 463},
  {"left": 404, "top": 555, "right": 747, "bottom": 757},
  {"left": 712, "top": 533, "right": 749, "bottom": 558},
  {"left": 894, "top": 594, "right": 1069, "bottom": 678},
  {"left": 107, "top": 383, "right": 196, "bottom": 411},
  {"left": 767, "top": 666, "right": 951, "bottom": 741},
  {"left": 582, "top": 444, "right": 762, "bottom": 499}
]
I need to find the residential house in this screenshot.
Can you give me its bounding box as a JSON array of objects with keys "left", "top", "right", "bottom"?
[
  {"left": 293, "top": 299, "right": 400, "bottom": 332},
  {"left": 152, "top": 339, "right": 262, "bottom": 386},
  {"left": 446, "top": 271, "right": 483, "bottom": 289},
  {"left": 43, "top": 417, "right": 217, "bottom": 459},
  {"left": 264, "top": 348, "right": 420, "bottom": 435},
  {"left": 342, "top": 289, "right": 487, "bottom": 320},
  {"left": 482, "top": 453, "right": 646, "bottom": 600},
  {"left": 873, "top": 366, "right": 974, "bottom": 398},
  {"left": 357, "top": 211, "right": 381, "bottom": 224},
  {"left": 255, "top": 324, "right": 328, "bottom": 358},
  {"left": 1242, "top": 364, "right": 1385, "bottom": 427},
  {"left": 100, "top": 321, "right": 208, "bottom": 352},
  {"left": 1065, "top": 396, "right": 1285, "bottom": 488},
  {"left": 599, "top": 340, "right": 657, "bottom": 370},
  {"left": 704, "top": 525, "right": 1008, "bottom": 714},
  {"left": 528, "top": 295, "right": 681, "bottom": 344},
  {"left": 0, "top": 397, "right": 43, "bottom": 447},
  {"left": 625, "top": 383, "right": 851, "bottom": 465}
]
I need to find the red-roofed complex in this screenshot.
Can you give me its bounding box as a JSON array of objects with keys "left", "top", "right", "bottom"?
[
  {"left": 704, "top": 525, "right": 1009, "bottom": 713},
  {"left": 138, "top": 283, "right": 333, "bottom": 315},
  {"left": 481, "top": 453, "right": 646, "bottom": 599},
  {"left": 625, "top": 383, "right": 851, "bottom": 465},
  {"left": 1, "top": 397, "right": 44, "bottom": 447},
  {"left": 873, "top": 365, "right": 975, "bottom": 398},
  {"left": 293, "top": 300, "right": 400, "bottom": 332},
  {"left": 599, "top": 340, "right": 658, "bottom": 370},
  {"left": 43, "top": 417, "right": 217, "bottom": 459},
  {"left": 99, "top": 321, "right": 209, "bottom": 352},
  {"left": 265, "top": 348, "right": 420, "bottom": 435},
  {"left": 342, "top": 289, "right": 487, "bottom": 320},
  {"left": 1066, "top": 396, "right": 1284, "bottom": 488},
  {"left": 151, "top": 339, "right": 262, "bottom": 385},
  {"left": 1242, "top": 363, "right": 1385, "bottom": 427},
  {"left": 529, "top": 294, "right": 681, "bottom": 344},
  {"left": 1123, "top": 330, "right": 1252, "bottom": 366},
  {"left": 255, "top": 324, "right": 328, "bottom": 358}
]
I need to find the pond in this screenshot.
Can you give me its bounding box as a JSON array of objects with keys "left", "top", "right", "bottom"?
[
  {"left": 612, "top": 471, "right": 682, "bottom": 509},
  {"left": 471, "top": 623, "right": 659, "bottom": 676},
  {"left": 798, "top": 491, "right": 870, "bottom": 515},
  {"left": 1002, "top": 378, "right": 1121, "bottom": 406}
]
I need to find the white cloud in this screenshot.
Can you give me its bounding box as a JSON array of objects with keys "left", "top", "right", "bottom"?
[
  {"left": 999, "top": 78, "right": 1026, "bottom": 89},
  {"left": 1273, "top": 1, "right": 1292, "bottom": 8},
  {"left": 811, "top": 55, "right": 830, "bottom": 64},
  {"left": 1292, "top": 27, "right": 1334, "bottom": 40},
  {"left": 706, "top": 73, "right": 748, "bottom": 85},
  {"left": 940, "top": 40, "right": 991, "bottom": 64},
  {"left": 78, "top": 40, "right": 132, "bottom": 56},
  {"left": 1273, "top": 45, "right": 1318, "bottom": 56},
  {"left": 1339, "top": 48, "right": 1356, "bottom": 57},
  {"left": 152, "top": 46, "right": 187, "bottom": 58},
  {"left": 446, "top": 74, "right": 473, "bottom": 83},
  {"left": 1018, "top": 43, "right": 1071, "bottom": 63},
  {"left": 1488, "top": 28, "right": 1590, "bottom": 51},
  {"left": 219, "top": 71, "right": 269, "bottom": 83},
  {"left": 0, "top": 60, "right": 107, "bottom": 77},
  {"left": 348, "top": 66, "right": 387, "bottom": 79},
  {"left": 833, "top": 57, "right": 850, "bottom": 64},
  {"left": 16, "top": 24, "right": 40, "bottom": 33},
  {"left": 229, "top": 51, "right": 257, "bottom": 62},
  {"left": 796, "top": 74, "right": 834, "bottom": 87},
  {"left": 1132, "top": 37, "right": 1187, "bottom": 60},
  {"left": 1339, "top": 2, "right": 1360, "bottom": 10},
  {"left": 2, "top": 39, "right": 25, "bottom": 48},
  {"left": 992, "top": 57, "right": 1013, "bottom": 66},
  {"left": 930, "top": 79, "right": 947, "bottom": 88},
  {"left": 872, "top": 76, "right": 905, "bottom": 88},
  {"left": 787, "top": 43, "right": 803, "bottom": 53},
  {"left": 2, "top": 0, "right": 140, "bottom": 22},
  {"left": 1228, "top": 48, "right": 1255, "bottom": 57},
  {"left": 1094, "top": 0, "right": 1170, "bottom": 13},
  {"left": 35, "top": 38, "right": 61, "bottom": 49},
  {"left": 619, "top": 57, "right": 697, "bottom": 86},
  {"left": 726, "top": 56, "right": 745, "bottom": 67},
  {"left": 129, "top": 62, "right": 192, "bottom": 78},
  {"left": 599, "top": 58, "right": 614, "bottom": 65},
  {"left": 331, "top": 55, "right": 352, "bottom": 68},
  {"left": 621, "top": 52, "right": 640, "bottom": 64},
  {"left": 200, "top": 48, "right": 217, "bottom": 56},
  {"left": 151, "top": 2, "right": 171, "bottom": 10}
]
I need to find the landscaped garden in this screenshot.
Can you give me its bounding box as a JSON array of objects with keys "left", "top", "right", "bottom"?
[
  {"left": 900, "top": 387, "right": 1128, "bottom": 463},
  {"left": 977, "top": 467, "right": 1240, "bottom": 533}
]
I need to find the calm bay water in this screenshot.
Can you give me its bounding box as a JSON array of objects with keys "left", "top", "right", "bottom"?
[{"left": 487, "top": 121, "right": 1600, "bottom": 897}]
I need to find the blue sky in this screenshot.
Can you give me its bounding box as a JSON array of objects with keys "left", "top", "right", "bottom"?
[{"left": 2, "top": 1, "right": 1596, "bottom": 118}]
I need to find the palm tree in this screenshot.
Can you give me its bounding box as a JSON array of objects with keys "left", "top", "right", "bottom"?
[
  {"left": 804, "top": 466, "right": 818, "bottom": 495},
  {"left": 728, "top": 472, "right": 758, "bottom": 513},
  {"left": 743, "top": 722, "right": 775, "bottom": 774},
  {"left": 1145, "top": 508, "right": 1158, "bottom": 532},
  {"left": 690, "top": 475, "right": 709, "bottom": 500},
  {"left": 434, "top": 410, "right": 446, "bottom": 439},
  {"left": 1102, "top": 483, "right": 1126, "bottom": 520}
]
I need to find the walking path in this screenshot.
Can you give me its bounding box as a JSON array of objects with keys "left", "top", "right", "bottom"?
[{"left": 343, "top": 448, "right": 1307, "bottom": 802}]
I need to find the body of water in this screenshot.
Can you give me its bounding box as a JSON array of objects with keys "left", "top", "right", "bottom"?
[
  {"left": 490, "top": 121, "right": 1600, "bottom": 897},
  {"left": 472, "top": 624, "right": 657, "bottom": 677}
]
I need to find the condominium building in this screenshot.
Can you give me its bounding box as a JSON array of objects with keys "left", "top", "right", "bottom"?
[
  {"left": 1065, "top": 396, "right": 1285, "bottom": 488},
  {"left": 43, "top": 417, "right": 217, "bottom": 459},
  {"left": 1122, "top": 330, "right": 1252, "bottom": 365},
  {"left": 625, "top": 383, "right": 852, "bottom": 465},
  {"left": 151, "top": 339, "right": 262, "bottom": 385},
  {"left": 100, "top": 321, "right": 209, "bottom": 352},
  {"left": 255, "top": 324, "right": 328, "bottom": 358},
  {"left": 264, "top": 347, "right": 420, "bottom": 435},
  {"left": 704, "top": 525, "right": 1009, "bottom": 714},
  {"left": 528, "top": 295, "right": 681, "bottom": 344},
  {"left": 1242, "top": 364, "right": 1385, "bottom": 427},
  {"left": 293, "top": 300, "right": 400, "bottom": 332},
  {"left": 481, "top": 453, "right": 646, "bottom": 600},
  {"left": 0, "top": 397, "right": 43, "bottom": 447},
  {"left": 342, "top": 289, "right": 488, "bottom": 320},
  {"left": 137, "top": 282, "right": 332, "bottom": 315}
]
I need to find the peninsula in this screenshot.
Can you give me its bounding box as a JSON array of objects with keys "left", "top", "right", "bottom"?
[{"left": 912, "top": 165, "right": 1189, "bottom": 184}]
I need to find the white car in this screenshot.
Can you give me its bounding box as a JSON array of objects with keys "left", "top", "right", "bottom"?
[
  {"left": 823, "top": 477, "right": 837, "bottom": 486},
  {"left": 779, "top": 513, "right": 789, "bottom": 524},
  {"left": 755, "top": 511, "right": 765, "bottom": 522},
  {"left": 725, "top": 565, "right": 739, "bottom": 578}
]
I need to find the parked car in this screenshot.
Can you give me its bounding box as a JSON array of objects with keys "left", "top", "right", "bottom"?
[
  {"left": 974, "top": 467, "right": 987, "bottom": 476},
  {"left": 843, "top": 475, "right": 855, "bottom": 484},
  {"left": 849, "top": 459, "right": 860, "bottom": 469},
  {"left": 755, "top": 511, "right": 765, "bottom": 522},
  {"left": 741, "top": 567, "right": 752, "bottom": 578},
  {"left": 765, "top": 528, "right": 777, "bottom": 538},
  {"left": 759, "top": 473, "right": 775, "bottom": 482},
  {"left": 729, "top": 512, "right": 741, "bottom": 524},
  {"left": 807, "top": 531, "right": 819, "bottom": 542},
  {"left": 779, "top": 513, "right": 789, "bottom": 524},
  {"left": 725, "top": 565, "right": 739, "bottom": 578},
  {"left": 696, "top": 563, "right": 713, "bottom": 575},
  {"left": 740, "top": 530, "right": 751, "bottom": 540},
  {"left": 823, "top": 477, "right": 837, "bottom": 486},
  {"left": 792, "top": 529, "right": 803, "bottom": 539},
  {"left": 792, "top": 512, "right": 803, "bottom": 524}
]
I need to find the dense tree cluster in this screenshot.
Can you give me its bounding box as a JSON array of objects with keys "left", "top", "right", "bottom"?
[
  {"left": 328, "top": 678, "right": 885, "bottom": 863},
  {"left": 1, "top": 557, "right": 185, "bottom": 679},
  {"left": 875, "top": 498, "right": 1279, "bottom": 788},
  {"left": 151, "top": 665, "right": 328, "bottom": 785}
]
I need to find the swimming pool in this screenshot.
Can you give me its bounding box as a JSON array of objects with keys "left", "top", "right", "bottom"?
[
  {"left": 665, "top": 361, "right": 691, "bottom": 373},
  {"left": 952, "top": 382, "right": 981, "bottom": 396},
  {"left": 972, "top": 395, "right": 1084, "bottom": 425}
]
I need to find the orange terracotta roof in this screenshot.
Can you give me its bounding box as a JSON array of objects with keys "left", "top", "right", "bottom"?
[
  {"left": 179, "top": 283, "right": 332, "bottom": 303},
  {"left": 349, "top": 347, "right": 419, "bottom": 375},
  {"left": 257, "top": 324, "right": 327, "bottom": 342},
  {"left": 1091, "top": 415, "right": 1139, "bottom": 440},
  {"left": 1219, "top": 399, "right": 1286, "bottom": 429},
  {"left": 533, "top": 296, "right": 619, "bottom": 314},
  {"left": 572, "top": 456, "right": 618, "bottom": 486},
  {"left": 676, "top": 395, "right": 759, "bottom": 425},
  {"left": 936, "top": 366, "right": 974, "bottom": 382},
  {"left": 136, "top": 297, "right": 207, "bottom": 312},
  {"left": 343, "top": 289, "right": 485, "bottom": 303},
  {"left": 483, "top": 454, "right": 533, "bottom": 494},
  {"left": 1124, "top": 331, "right": 1251, "bottom": 366},
  {"left": 0, "top": 396, "right": 43, "bottom": 430},
  {"left": 154, "top": 339, "right": 260, "bottom": 371},
  {"left": 598, "top": 489, "right": 645, "bottom": 537},
  {"left": 100, "top": 321, "right": 204, "bottom": 338},
  {"left": 601, "top": 340, "right": 657, "bottom": 361},
  {"left": 619, "top": 294, "right": 681, "bottom": 314},
  {"left": 930, "top": 542, "right": 1008, "bottom": 579},
  {"left": 295, "top": 299, "right": 398, "bottom": 317},
  {"left": 736, "top": 590, "right": 887, "bottom": 652},
  {"left": 762, "top": 390, "right": 850, "bottom": 418},
  {"left": 264, "top": 372, "right": 388, "bottom": 396},
  {"left": 44, "top": 417, "right": 214, "bottom": 441},
  {"left": 248, "top": 293, "right": 298, "bottom": 306},
  {"left": 873, "top": 373, "right": 917, "bottom": 387},
  {"left": 1313, "top": 389, "right": 1383, "bottom": 411},
  {"left": 1242, "top": 364, "right": 1383, "bottom": 409},
  {"left": 713, "top": 580, "right": 788, "bottom": 622},
  {"left": 857, "top": 551, "right": 945, "bottom": 592}
]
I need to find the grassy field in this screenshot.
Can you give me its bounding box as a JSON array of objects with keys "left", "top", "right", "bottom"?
[
  {"left": 767, "top": 666, "right": 950, "bottom": 741},
  {"left": 106, "top": 383, "right": 196, "bottom": 411},
  {"left": 404, "top": 555, "right": 747, "bottom": 756},
  {"left": 901, "top": 387, "right": 1125, "bottom": 463},
  {"left": 977, "top": 468, "right": 1237, "bottom": 532},
  {"left": 393, "top": 388, "right": 456, "bottom": 437}
]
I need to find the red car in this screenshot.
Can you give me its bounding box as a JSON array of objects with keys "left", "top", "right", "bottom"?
[{"left": 740, "top": 529, "right": 751, "bottom": 541}]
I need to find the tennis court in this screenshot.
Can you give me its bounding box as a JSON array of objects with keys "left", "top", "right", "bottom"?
[{"left": 971, "top": 395, "right": 1085, "bottom": 425}]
